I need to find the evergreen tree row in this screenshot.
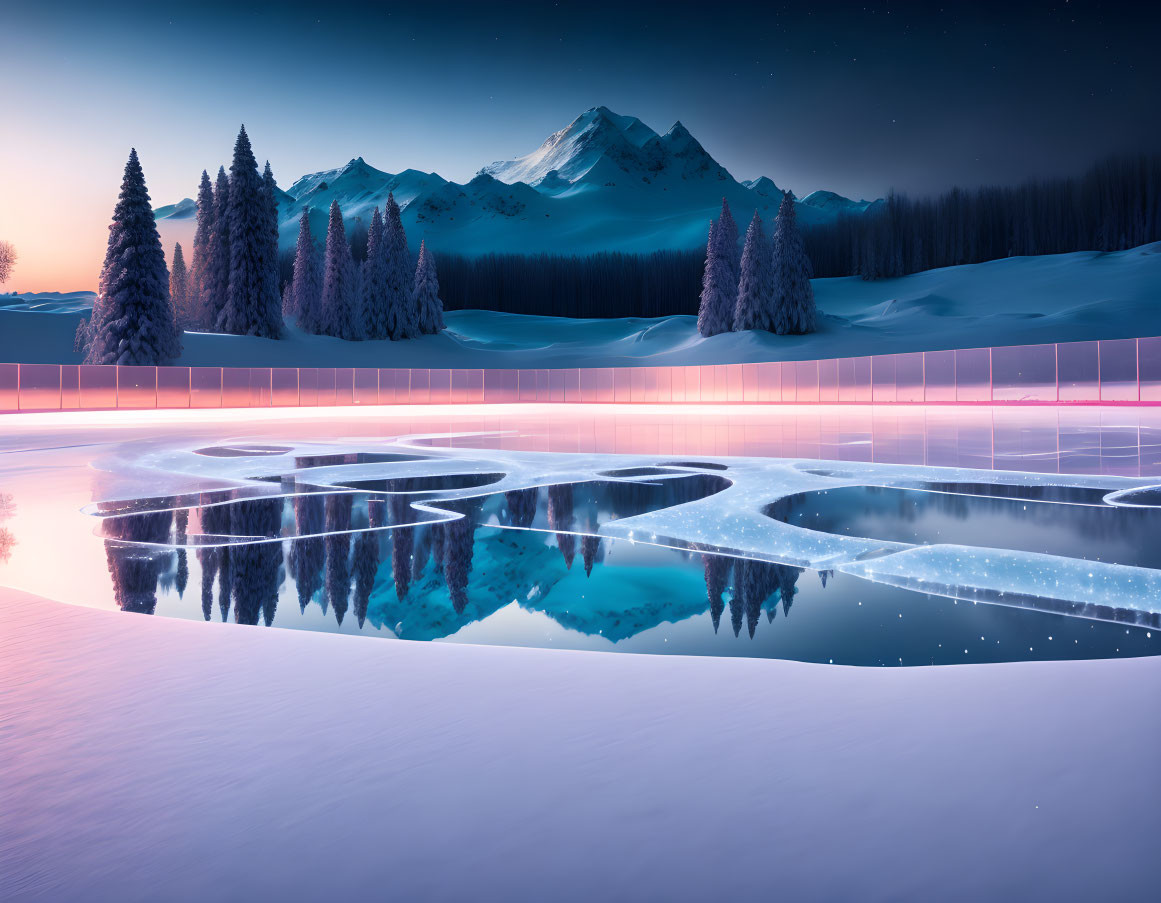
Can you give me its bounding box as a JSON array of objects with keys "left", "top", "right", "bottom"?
[
  {"left": 187, "top": 126, "right": 283, "bottom": 337},
  {"left": 284, "top": 193, "right": 444, "bottom": 341},
  {"left": 81, "top": 127, "right": 286, "bottom": 365},
  {"left": 698, "top": 194, "right": 816, "bottom": 337},
  {"left": 424, "top": 153, "right": 1161, "bottom": 320},
  {"left": 803, "top": 152, "right": 1161, "bottom": 280}
]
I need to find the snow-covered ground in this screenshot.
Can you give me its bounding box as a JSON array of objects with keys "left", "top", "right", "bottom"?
[
  {"left": 3, "top": 243, "right": 1159, "bottom": 368},
  {"left": 2, "top": 587, "right": 1157, "bottom": 901}
]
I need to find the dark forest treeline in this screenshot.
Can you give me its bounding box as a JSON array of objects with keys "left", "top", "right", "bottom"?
[
  {"left": 283, "top": 153, "right": 1161, "bottom": 320},
  {"left": 806, "top": 153, "right": 1161, "bottom": 279},
  {"left": 434, "top": 250, "right": 707, "bottom": 318}
]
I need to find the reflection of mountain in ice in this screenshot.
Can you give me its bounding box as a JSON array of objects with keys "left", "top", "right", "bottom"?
[{"left": 90, "top": 434, "right": 1161, "bottom": 634}]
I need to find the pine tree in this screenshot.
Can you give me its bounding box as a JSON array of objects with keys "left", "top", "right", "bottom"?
[
  {"left": 84, "top": 149, "right": 179, "bottom": 365},
  {"left": 412, "top": 240, "right": 445, "bottom": 334},
  {"left": 718, "top": 197, "right": 740, "bottom": 285},
  {"left": 696, "top": 216, "right": 734, "bottom": 336},
  {"left": 289, "top": 207, "right": 322, "bottom": 331},
  {"left": 382, "top": 192, "right": 414, "bottom": 340},
  {"left": 733, "top": 211, "right": 773, "bottom": 332},
  {"left": 220, "top": 126, "right": 281, "bottom": 337},
  {"left": 259, "top": 161, "right": 283, "bottom": 334},
  {"left": 771, "top": 190, "right": 817, "bottom": 335},
  {"left": 203, "top": 167, "right": 232, "bottom": 330},
  {"left": 361, "top": 207, "right": 390, "bottom": 339},
  {"left": 189, "top": 170, "right": 214, "bottom": 323},
  {"left": 319, "top": 200, "right": 360, "bottom": 339},
  {"left": 169, "top": 242, "right": 191, "bottom": 330}
]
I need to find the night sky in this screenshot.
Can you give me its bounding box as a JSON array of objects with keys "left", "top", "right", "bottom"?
[{"left": 2, "top": 0, "right": 1158, "bottom": 290}]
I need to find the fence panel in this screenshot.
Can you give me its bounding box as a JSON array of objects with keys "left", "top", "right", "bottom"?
[
  {"left": 9, "top": 338, "right": 1161, "bottom": 414},
  {"left": 0, "top": 364, "right": 17, "bottom": 412},
  {"left": 992, "top": 344, "right": 1056, "bottom": 403},
  {"left": 19, "top": 364, "right": 61, "bottom": 411}
]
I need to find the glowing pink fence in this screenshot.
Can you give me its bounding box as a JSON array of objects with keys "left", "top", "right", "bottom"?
[{"left": 2, "top": 336, "right": 1159, "bottom": 412}]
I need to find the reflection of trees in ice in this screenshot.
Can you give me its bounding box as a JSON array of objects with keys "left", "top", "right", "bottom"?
[
  {"left": 289, "top": 494, "right": 325, "bottom": 612},
  {"left": 325, "top": 495, "right": 352, "bottom": 624},
  {"left": 701, "top": 551, "right": 730, "bottom": 634},
  {"left": 228, "top": 499, "right": 283, "bottom": 627},
  {"left": 103, "top": 500, "right": 174, "bottom": 615},
  {"left": 504, "top": 487, "right": 539, "bottom": 528},
  {"left": 547, "top": 483, "right": 576, "bottom": 569},
  {"left": 443, "top": 502, "right": 481, "bottom": 615},
  {"left": 174, "top": 508, "right": 189, "bottom": 598},
  {"left": 582, "top": 535, "right": 602, "bottom": 577},
  {"left": 704, "top": 554, "right": 806, "bottom": 639},
  {"left": 197, "top": 500, "right": 233, "bottom": 621},
  {"left": 389, "top": 487, "right": 414, "bottom": 600},
  {"left": 353, "top": 499, "right": 386, "bottom": 628}
]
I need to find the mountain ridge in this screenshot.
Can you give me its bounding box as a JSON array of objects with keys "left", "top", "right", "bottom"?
[{"left": 157, "top": 107, "right": 880, "bottom": 257}]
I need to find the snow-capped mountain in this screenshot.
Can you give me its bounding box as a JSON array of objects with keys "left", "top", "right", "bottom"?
[
  {"left": 800, "top": 190, "right": 877, "bottom": 215},
  {"left": 157, "top": 107, "right": 877, "bottom": 257}
]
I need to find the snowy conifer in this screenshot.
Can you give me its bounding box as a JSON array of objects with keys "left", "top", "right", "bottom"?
[
  {"left": 412, "top": 240, "right": 445, "bottom": 334},
  {"left": 696, "top": 217, "right": 734, "bottom": 336},
  {"left": 203, "top": 167, "right": 232, "bottom": 330},
  {"left": 189, "top": 170, "right": 214, "bottom": 322},
  {"left": 259, "top": 161, "right": 283, "bottom": 333},
  {"left": 220, "top": 127, "right": 281, "bottom": 337},
  {"left": 771, "top": 190, "right": 817, "bottom": 335},
  {"left": 382, "top": 192, "right": 414, "bottom": 340},
  {"left": 361, "top": 207, "right": 390, "bottom": 339},
  {"left": 84, "top": 149, "right": 179, "bottom": 365},
  {"left": 319, "top": 200, "right": 360, "bottom": 339},
  {"left": 289, "top": 207, "right": 322, "bottom": 331},
  {"left": 169, "top": 242, "right": 191, "bottom": 329},
  {"left": 718, "top": 197, "right": 740, "bottom": 284},
  {"left": 733, "top": 211, "right": 774, "bottom": 332}
]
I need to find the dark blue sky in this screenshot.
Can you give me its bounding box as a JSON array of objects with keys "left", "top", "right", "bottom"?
[{"left": 3, "top": 0, "right": 1158, "bottom": 289}]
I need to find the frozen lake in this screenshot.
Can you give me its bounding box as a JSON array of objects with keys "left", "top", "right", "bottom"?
[{"left": 2, "top": 404, "right": 1159, "bottom": 666}]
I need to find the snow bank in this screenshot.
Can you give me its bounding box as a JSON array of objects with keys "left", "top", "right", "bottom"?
[
  {"left": 1, "top": 587, "right": 1156, "bottom": 901},
  {"left": 3, "top": 243, "right": 1160, "bottom": 368}
]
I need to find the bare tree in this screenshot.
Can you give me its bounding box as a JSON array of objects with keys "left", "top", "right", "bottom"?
[{"left": 0, "top": 241, "right": 16, "bottom": 284}]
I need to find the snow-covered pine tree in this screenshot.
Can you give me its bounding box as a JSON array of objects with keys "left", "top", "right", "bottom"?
[
  {"left": 319, "top": 200, "right": 360, "bottom": 339},
  {"left": 382, "top": 192, "right": 414, "bottom": 340},
  {"left": 258, "top": 161, "right": 284, "bottom": 335},
  {"left": 770, "top": 190, "right": 817, "bottom": 335},
  {"left": 412, "top": 240, "right": 445, "bottom": 334},
  {"left": 289, "top": 207, "right": 322, "bottom": 331},
  {"left": 83, "top": 149, "right": 179, "bottom": 365},
  {"left": 189, "top": 170, "right": 214, "bottom": 323},
  {"left": 696, "top": 215, "right": 734, "bottom": 336},
  {"left": 203, "top": 167, "right": 232, "bottom": 330},
  {"left": 169, "top": 241, "right": 191, "bottom": 330},
  {"left": 733, "top": 211, "right": 773, "bottom": 332},
  {"left": 219, "top": 127, "right": 281, "bottom": 337},
  {"left": 718, "top": 197, "right": 740, "bottom": 286},
  {"left": 361, "top": 207, "right": 390, "bottom": 339}
]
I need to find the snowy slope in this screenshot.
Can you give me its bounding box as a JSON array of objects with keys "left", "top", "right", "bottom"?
[
  {"left": 4, "top": 243, "right": 1159, "bottom": 368},
  {"left": 2, "top": 586, "right": 1157, "bottom": 901},
  {"left": 155, "top": 107, "right": 873, "bottom": 259}
]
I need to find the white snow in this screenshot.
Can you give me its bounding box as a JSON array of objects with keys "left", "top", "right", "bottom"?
[
  {"left": 2, "top": 587, "right": 1156, "bottom": 901},
  {"left": 3, "top": 243, "right": 1160, "bottom": 368}
]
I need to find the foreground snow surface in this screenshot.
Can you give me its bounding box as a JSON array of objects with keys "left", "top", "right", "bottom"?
[
  {"left": 3, "top": 243, "right": 1160, "bottom": 367},
  {"left": 1, "top": 588, "right": 1157, "bottom": 901}
]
